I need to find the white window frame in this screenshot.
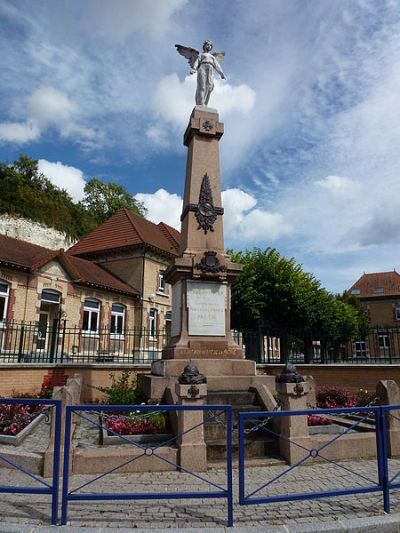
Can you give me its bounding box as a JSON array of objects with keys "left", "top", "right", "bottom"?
[
  {"left": 378, "top": 334, "right": 390, "bottom": 349},
  {"left": 353, "top": 340, "right": 368, "bottom": 358},
  {"left": 82, "top": 299, "right": 100, "bottom": 334},
  {"left": 41, "top": 289, "right": 61, "bottom": 304},
  {"left": 149, "top": 308, "right": 158, "bottom": 340},
  {"left": 0, "top": 281, "right": 10, "bottom": 324},
  {"left": 158, "top": 272, "right": 166, "bottom": 294},
  {"left": 395, "top": 306, "right": 400, "bottom": 321},
  {"left": 111, "top": 303, "right": 125, "bottom": 336}
]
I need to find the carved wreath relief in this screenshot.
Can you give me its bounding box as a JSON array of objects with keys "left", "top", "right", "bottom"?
[{"left": 195, "top": 174, "right": 222, "bottom": 233}]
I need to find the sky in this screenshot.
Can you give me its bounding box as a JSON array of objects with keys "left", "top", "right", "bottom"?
[{"left": 1, "top": 0, "right": 400, "bottom": 294}]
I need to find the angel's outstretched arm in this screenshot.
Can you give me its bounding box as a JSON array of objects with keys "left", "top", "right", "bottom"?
[{"left": 214, "top": 60, "right": 225, "bottom": 79}]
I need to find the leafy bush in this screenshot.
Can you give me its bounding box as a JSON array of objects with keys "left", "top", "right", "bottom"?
[
  {"left": 316, "top": 386, "right": 356, "bottom": 409},
  {"left": 96, "top": 370, "right": 137, "bottom": 405},
  {"left": 356, "top": 388, "right": 378, "bottom": 407}
]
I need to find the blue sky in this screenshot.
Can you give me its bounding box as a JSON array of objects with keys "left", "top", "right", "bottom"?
[{"left": 1, "top": 0, "right": 400, "bottom": 293}]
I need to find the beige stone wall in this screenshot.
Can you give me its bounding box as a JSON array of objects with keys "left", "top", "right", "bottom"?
[{"left": 0, "top": 365, "right": 150, "bottom": 402}]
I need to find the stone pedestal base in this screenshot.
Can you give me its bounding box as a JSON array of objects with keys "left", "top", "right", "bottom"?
[
  {"left": 276, "top": 381, "right": 311, "bottom": 465},
  {"left": 176, "top": 383, "right": 207, "bottom": 472}
]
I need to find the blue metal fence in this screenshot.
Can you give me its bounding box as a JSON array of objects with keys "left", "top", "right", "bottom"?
[
  {"left": 0, "top": 398, "right": 62, "bottom": 525},
  {"left": 61, "top": 404, "right": 233, "bottom": 527},
  {"left": 238, "top": 405, "right": 390, "bottom": 513}
]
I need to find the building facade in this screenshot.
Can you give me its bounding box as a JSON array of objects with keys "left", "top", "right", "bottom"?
[{"left": 0, "top": 209, "right": 180, "bottom": 362}]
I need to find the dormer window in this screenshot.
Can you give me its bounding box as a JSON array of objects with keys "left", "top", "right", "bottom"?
[
  {"left": 351, "top": 289, "right": 361, "bottom": 295},
  {"left": 373, "top": 287, "right": 384, "bottom": 294}
]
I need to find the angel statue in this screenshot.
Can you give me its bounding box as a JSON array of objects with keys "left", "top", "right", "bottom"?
[{"left": 175, "top": 40, "right": 225, "bottom": 106}]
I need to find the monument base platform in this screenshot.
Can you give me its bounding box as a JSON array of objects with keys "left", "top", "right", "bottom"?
[
  {"left": 141, "top": 358, "right": 276, "bottom": 404},
  {"left": 161, "top": 341, "right": 244, "bottom": 360}
]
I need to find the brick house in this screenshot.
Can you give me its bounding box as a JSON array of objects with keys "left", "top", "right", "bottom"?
[
  {"left": 0, "top": 209, "right": 180, "bottom": 361},
  {"left": 348, "top": 271, "right": 400, "bottom": 359}
]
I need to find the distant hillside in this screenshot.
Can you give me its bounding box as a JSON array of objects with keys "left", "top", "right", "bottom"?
[{"left": 0, "top": 155, "right": 145, "bottom": 239}]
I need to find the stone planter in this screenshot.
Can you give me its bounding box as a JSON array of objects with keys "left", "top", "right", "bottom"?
[
  {"left": 100, "top": 426, "right": 173, "bottom": 446},
  {"left": 0, "top": 412, "right": 46, "bottom": 446}
]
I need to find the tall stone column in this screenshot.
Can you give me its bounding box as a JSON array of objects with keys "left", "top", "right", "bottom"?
[{"left": 162, "top": 106, "right": 243, "bottom": 362}]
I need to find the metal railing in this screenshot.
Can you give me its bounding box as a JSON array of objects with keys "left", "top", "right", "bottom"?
[
  {"left": 2, "top": 320, "right": 400, "bottom": 365},
  {"left": 0, "top": 398, "right": 62, "bottom": 525},
  {"left": 61, "top": 404, "right": 233, "bottom": 527},
  {"left": 239, "top": 405, "right": 389, "bottom": 511},
  {"left": 0, "top": 321, "right": 171, "bottom": 364}
]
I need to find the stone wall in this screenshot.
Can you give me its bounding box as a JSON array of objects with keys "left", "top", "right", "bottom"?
[
  {"left": 0, "top": 214, "right": 75, "bottom": 250},
  {"left": 260, "top": 364, "right": 400, "bottom": 393}
]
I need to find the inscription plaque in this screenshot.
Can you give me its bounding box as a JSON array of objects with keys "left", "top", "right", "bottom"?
[{"left": 187, "top": 280, "right": 226, "bottom": 336}]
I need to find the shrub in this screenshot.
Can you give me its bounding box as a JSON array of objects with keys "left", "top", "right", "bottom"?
[
  {"left": 96, "top": 370, "right": 137, "bottom": 405},
  {"left": 356, "top": 388, "right": 378, "bottom": 407},
  {"left": 316, "top": 386, "right": 356, "bottom": 409}
]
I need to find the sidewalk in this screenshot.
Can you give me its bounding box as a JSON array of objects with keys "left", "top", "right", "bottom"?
[{"left": 1, "top": 459, "right": 400, "bottom": 531}]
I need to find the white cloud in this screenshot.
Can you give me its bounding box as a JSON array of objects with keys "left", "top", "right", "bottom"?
[
  {"left": 315, "top": 175, "right": 358, "bottom": 194},
  {"left": 0, "top": 121, "right": 40, "bottom": 143},
  {"left": 222, "top": 188, "right": 292, "bottom": 243},
  {"left": 80, "top": 0, "right": 188, "bottom": 42},
  {"left": 148, "top": 74, "right": 256, "bottom": 146},
  {"left": 135, "top": 189, "right": 182, "bottom": 229},
  {"left": 27, "top": 86, "right": 77, "bottom": 130},
  {"left": 38, "top": 159, "right": 86, "bottom": 202}
]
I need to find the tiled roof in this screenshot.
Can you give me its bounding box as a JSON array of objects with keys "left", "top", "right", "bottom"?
[
  {"left": 68, "top": 208, "right": 180, "bottom": 258},
  {"left": 349, "top": 271, "right": 400, "bottom": 298},
  {"left": 0, "top": 234, "right": 139, "bottom": 297}
]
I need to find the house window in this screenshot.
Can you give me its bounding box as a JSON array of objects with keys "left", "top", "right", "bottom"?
[
  {"left": 395, "top": 306, "right": 400, "bottom": 321},
  {"left": 374, "top": 287, "right": 384, "bottom": 294},
  {"left": 353, "top": 340, "right": 367, "bottom": 358},
  {"left": 41, "top": 290, "right": 61, "bottom": 304},
  {"left": 149, "top": 308, "right": 158, "bottom": 339},
  {"left": 111, "top": 303, "right": 125, "bottom": 335},
  {"left": 82, "top": 299, "right": 100, "bottom": 333},
  {"left": 0, "top": 282, "right": 9, "bottom": 323},
  {"left": 158, "top": 272, "right": 166, "bottom": 293},
  {"left": 351, "top": 289, "right": 361, "bottom": 295},
  {"left": 378, "top": 334, "right": 390, "bottom": 349}
]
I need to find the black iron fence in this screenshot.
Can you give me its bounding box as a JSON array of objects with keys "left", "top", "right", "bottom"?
[
  {"left": 1, "top": 320, "right": 400, "bottom": 365},
  {"left": 234, "top": 327, "right": 400, "bottom": 365},
  {"left": 0, "top": 320, "right": 171, "bottom": 364}
]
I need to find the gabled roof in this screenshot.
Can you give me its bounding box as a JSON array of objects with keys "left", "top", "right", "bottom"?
[
  {"left": 0, "top": 234, "right": 139, "bottom": 297},
  {"left": 68, "top": 208, "right": 180, "bottom": 258},
  {"left": 349, "top": 271, "right": 400, "bottom": 298}
]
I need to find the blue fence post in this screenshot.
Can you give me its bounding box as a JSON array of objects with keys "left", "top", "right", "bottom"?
[
  {"left": 238, "top": 412, "right": 245, "bottom": 505},
  {"left": 61, "top": 406, "right": 73, "bottom": 525},
  {"left": 226, "top": 405, "right": 233, "bottom": 527},
  {"left": 51, "top": 400, "right": 62, "bottom": 525},
  {"left": 380, "top": 407, "right": 390, "bottom": 513}
]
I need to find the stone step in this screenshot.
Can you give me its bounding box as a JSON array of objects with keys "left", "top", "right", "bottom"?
[
  {"left": 207, "top": 391, "right": 258, "bottom": 406},
  {"left": 208, "top": 455, "right": 285, "bottom": 468},
  {"left": 207, "top": 436, "right": 279, "bottom": 460},
  {"left": 328, "top": 415, "right": 375, "bottom": 432}
]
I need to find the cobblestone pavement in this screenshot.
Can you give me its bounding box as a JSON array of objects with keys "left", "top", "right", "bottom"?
[{"left": 1, "top": 457, "right": 400, "bottom": 529}]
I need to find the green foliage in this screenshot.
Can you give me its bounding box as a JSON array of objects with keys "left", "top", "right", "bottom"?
[
  {"left": 96, "top": 370, "right": 137, "bottom": 405},
  {"left": 82, "top": 178, "right": 146, "bottom": 225},
  {"left": 0, "top": 155, "right": 146, "bottom": 239},
  {"left": 229, "top": 247, "right": 367, "bottom": 345}
]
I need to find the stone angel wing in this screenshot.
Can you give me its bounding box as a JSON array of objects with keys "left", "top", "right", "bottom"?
[
  {"left": 175, "top": 44, "right": 199, "bottom": 69},
  {"left": 212, "top": 51, "right": 225, "bottom": 63}
]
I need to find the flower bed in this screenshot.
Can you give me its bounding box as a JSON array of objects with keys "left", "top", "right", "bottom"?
[
  {"left": 101, "top": 410, "right": 171, "bottom": 445},
  {"left": 0, "top": 402, "right": 46, "bottom": 445}
]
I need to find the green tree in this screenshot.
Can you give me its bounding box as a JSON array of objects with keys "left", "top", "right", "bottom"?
[
  {"left": 82, "top": 178, "right": 146, "bottom": 224},
  {"left": 229, "top": 247, "right": 366, "bottom": 362}
]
